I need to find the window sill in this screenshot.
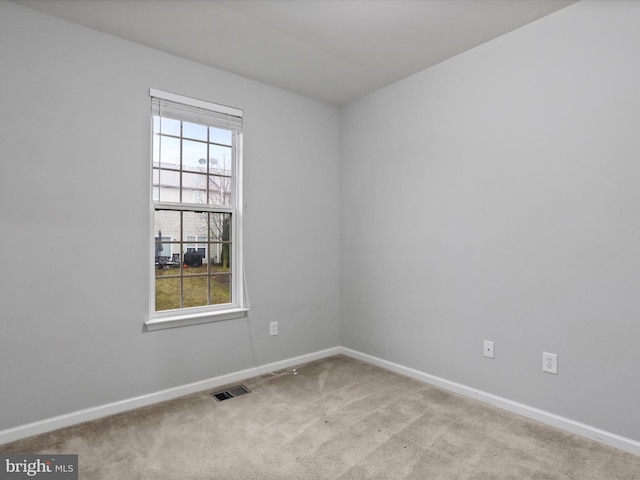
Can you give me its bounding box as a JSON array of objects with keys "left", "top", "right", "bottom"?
[{"left": 145, "top": 308, "right": 249, "bottom": 331}]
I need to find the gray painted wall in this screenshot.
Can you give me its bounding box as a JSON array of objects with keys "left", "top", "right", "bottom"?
[
  {"left": 341, "top": 1, "right": 640, "bottom": 441},
  {"left": 0, "top": 2, "right": 341, "bottom": 430}
]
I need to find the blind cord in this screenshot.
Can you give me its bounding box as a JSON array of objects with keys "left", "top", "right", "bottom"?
[{"left": 243, "top": 268, "right": 296, "bottom": 377}]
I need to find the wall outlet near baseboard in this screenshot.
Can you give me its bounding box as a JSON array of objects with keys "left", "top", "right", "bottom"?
[
  {"left": 543, "top": 352, "right": 558, "bottom": 374},
  {"left": 483, "top": 340, "right": 495, "bottom": 358},
  {"left": 269, "top": 321, "right": 278, "bottom": 336}
]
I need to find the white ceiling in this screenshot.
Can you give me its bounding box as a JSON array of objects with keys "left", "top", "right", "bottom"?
[{"left": 13, "top": 0, "right": 577, "bottom": 105}]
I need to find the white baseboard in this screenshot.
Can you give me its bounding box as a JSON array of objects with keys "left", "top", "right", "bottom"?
[
  {"left": 0, "top": 346, "right": 342, "bottom": 445},
  {"left": 340, "top": 347, "right": 640, "bottom": 457},
  {"left": 2, "top": 345, "right": 639, "bottom": 457}
]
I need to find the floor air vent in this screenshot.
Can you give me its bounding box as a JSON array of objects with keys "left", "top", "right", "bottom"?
[{"left": 212, "top": 385, "right": 251, "bottom": 402}]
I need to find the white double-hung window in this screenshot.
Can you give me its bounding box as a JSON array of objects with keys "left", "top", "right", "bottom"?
[{"left": 146, "top": 89, "right": 246, "bottom": 330}]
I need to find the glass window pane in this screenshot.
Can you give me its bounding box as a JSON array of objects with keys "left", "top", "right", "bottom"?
[
  {"left": 183, "top": 211, "right": 208, "bottom": 242},
  {"left": 221, "top": 244, "right": 231, "bottom": 271},
  {"left": 156, "top": 265, "right": 181, "bottom": 277},
  {"left": 152, "top": 169, "right": 161, "bottom": 201},
  {"left": 208, "top": 244, "right": 223, "bottom": 270},
  {"left": 160, "top": 117, "right": 180, "bottom": 136},
  {"left": 155, "top": 241, "right": 172, "bottom": 261},
  {"left": 210, "top": 274, "right": 231, "bottom": 305},
  {"left": 182, "top": 139, "right": 208, "bottom": 172},
  {"left": 183, "top": 276, "right": 208, "bottom": 308},
  {"left": 152, "top": 135, "right": 160, "bottom": 167},
  {"left": 209, "top": 244, "right": 231, "bottom": 272},
  {"left": 181, "top": 172, "right": 207, "bottom": 203},
  {"left": 156, "top": 169, "right": 180, "bottom": 201},
  {"left": 158, "top": 185, "right": 178, "bottom": 203},
  {"left": 183, "top": 257, "right": 205, "bottom": 272},
  {"left": 155, "top": 210, "right": 180, "bottom": 245},
  {"left": 183, "top": 121, "right": 207, "bottom": 141},
  {"left": 159, "top": 136, "right": 180, "bottom": 168},
  {"left": 209, "top": 144, "right": 232, "bottom": 174},
  {"left": 156, "top": 243, "right": 180, "bottom": 271},
  {"left": 208, "top": 213, "right": 231, "bottom": 242},
  {"left": 156, "top": 277, "right": 181, "bottom": 311},
  {"left": 210, "top": 127, "right": 232, "bottom": 146},
  {"left": 207, "top": 175, "right": 231, "bottom": 205}
]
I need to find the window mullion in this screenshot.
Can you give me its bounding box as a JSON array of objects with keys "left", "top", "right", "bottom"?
[
  {"left": 207, "top": 212, "right": 211, "bottom": 306},
  {"left": 206, "top": 127, "right": 210, "bottom": 207},
  {"left": 179, "top": 122, "right": 183, "bottom": 204},
  {"left": 180, "top": 210, "right": 184, "bottom": 309}
]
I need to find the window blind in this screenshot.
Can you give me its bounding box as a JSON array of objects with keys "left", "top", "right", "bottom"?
[{"left": 150, "top": 89, "right": 242, "bottom": 132}]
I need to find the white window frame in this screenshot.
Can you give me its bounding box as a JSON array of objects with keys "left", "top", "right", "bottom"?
[{"left": 145, "top": 89, "right": 247, "bottom": 331}]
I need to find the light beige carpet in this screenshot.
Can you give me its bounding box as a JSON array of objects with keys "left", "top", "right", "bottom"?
[{"left": 1, "top": 355, "right": 639, "bottom": 479}]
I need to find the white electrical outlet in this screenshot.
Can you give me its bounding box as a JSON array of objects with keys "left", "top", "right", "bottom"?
[
  {"left": 543, "top": 352, "right": 558, "bottom": 374},
  {"left": 269, "top": 321, "right": 278, "bottom": 336},
  {"left": 483, "top": 340, "right": 495, "bottom": 359}
]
